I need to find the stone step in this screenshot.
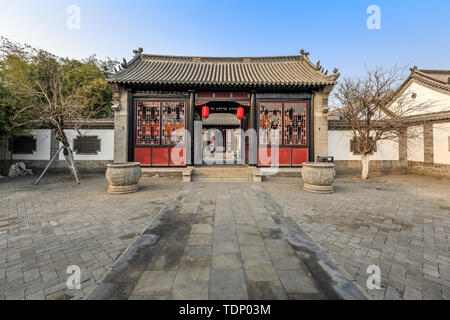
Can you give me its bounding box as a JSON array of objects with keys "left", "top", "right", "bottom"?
[
  {"left": 193, "top": 170, "right": 251, "bottom": 176},
  {"left": 192, "top": 177, "right": 252, "bottom": 182},
  {"left": 192, "top": 166, "right": 253, "bottom": 182}
]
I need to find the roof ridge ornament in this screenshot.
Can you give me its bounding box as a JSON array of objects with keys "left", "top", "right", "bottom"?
[
  {"left": 300, "top": 49, "right": 310, "bottom": 58},
  {"left": 121, "top": 58, "right": 128, "bottom": 69},
  {"left": 133, "top": 47, "right": 144, "bottom": 56},
  {"left": 316, "top": 61, "right": 321, "bottom": 71},
  {"left": 330, "top": 68, "right": 340, "bottom": 80}
]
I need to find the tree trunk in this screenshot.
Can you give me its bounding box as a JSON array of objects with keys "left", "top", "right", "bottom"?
[
  {"left": 361, "top": 154, "right": 370, "bottom": 180},
  {"left": 57, "top": 129, "right": 80, "bottom": 183},
  {"left": 63, "top": 148, "right": 80, "bottom": 184}
]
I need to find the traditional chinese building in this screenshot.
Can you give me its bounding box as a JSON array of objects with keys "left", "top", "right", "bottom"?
[{"left": 104, "top": 50, "right": 338, "bottom": 167}]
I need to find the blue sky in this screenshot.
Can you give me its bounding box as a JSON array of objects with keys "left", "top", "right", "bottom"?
[{"left": 0, "top": 0, "right": 449, "bottom": 78}]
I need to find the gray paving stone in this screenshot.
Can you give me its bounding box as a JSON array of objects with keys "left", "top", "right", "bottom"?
[
  {"left": 212, "top": 253, "right": 242, "bottom": 270},
  {"left": 237, "top": 233, "right": 265, "bottom": 246},
  {"left": 210, "top": 269, "right": 247, "bottom": 295},
  {"left": 23, "top": 269, "right": 40, "bottom": 282},
  {"left": 185, "top": 246, "right": 211, "bottom": 261},
  {"left": 209, "top": 293, "right": 249, "bottom": 300},
  {"left": 243, "top": 259, "right": 278, "bottom": 282},
  {"left": 191, "top": 224, "right": 213, "bottom": 235},
  {"left": 170, "top": 260, "right": 210, "bottom": 300},
  {"left": 213, "top": 240, "right": 239, "bottom": 255},
  {"left": 269, "top": 252, "right": 307, "bottom": 271},
  {"left": 246, "top": 280, "right": 288, "bottom": 300},
  {"left": 278, "top": 270, "right": 320, "bottom": 295},
  {"left": 240, "top": 246, "right": 271, "bottom": 261},
  {"left": 404, "top": 286, "right": 422, "bottom": 300},
  {"left": 146, "top": 239, "right": 185, "bottom": 271},
  {"left": 26, "top": 290, "right": 46, "bottom": 300},
  {"left": 187, "top": 234, "right": 212, "bottom": 246},
  {"left": 131, "top": 271, "right": 177, "bottom": 296}
]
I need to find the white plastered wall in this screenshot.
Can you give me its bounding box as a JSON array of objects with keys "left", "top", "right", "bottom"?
[
  {"left": 328, "top": 130, "right": 399, "bottom": 161},
  {"left": 12, "top": 129, "right": 51, "bottom": 161},
  {"left": 59, "top": 129, "right": 114, "bottom": 161},
  {"left": 433, "top": 123, "right": 450, "bottom": 164},
  {"left": 391, "top": 82, "right": 450, "bottom": 116}
]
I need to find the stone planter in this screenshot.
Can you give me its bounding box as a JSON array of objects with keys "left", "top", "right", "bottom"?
[
  {"left": 302, "top": 162, "right": 336, "bottom": 194},
  {"left": 105, "top": 163, "right": 142, "bottom": 195}
]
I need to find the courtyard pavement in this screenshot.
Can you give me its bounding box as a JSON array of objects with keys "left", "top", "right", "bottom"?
[
  {"left": 0, "top": 172, "right": 449, "bottom": 300},
  {"left": 89, "top": 182, "right": 363, "bottom": 300},
  {"left": 0, "top": 174, "right": 180, "bottom": 300}
]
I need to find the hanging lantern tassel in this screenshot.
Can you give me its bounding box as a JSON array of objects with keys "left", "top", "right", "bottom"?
[
  {"left": 237, "top": 107, "right": 245, "bottom": 119},
  {"left": 202, "top": 106, "right": 210, "bottom": 119}
]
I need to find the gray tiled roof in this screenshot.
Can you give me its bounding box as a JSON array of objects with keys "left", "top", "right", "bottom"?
[
  {"left": 106, "top": 53, "right": 338, "bottom": 88},
  {"left": 415, "top": 69, "right": 450, "bottom": 91}
]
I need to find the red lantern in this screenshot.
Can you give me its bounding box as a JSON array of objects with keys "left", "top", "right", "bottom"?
[
  {"left": 237, "top": 107, "right": 245, "bottom": 119},
  {"left": 202, "top": 106, "right": 210, "bottom": 119}
]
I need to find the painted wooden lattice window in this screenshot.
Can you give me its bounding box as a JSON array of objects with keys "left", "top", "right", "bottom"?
[
  {"left": 284, "top": 102, "right": 307, "bottom": 146},
  {"left": 259, "top": 103, "right": 282, "bottom": 145},
  {"left": 161, "top": 102, "right": 185, "bottom": 145},
  {"left": 136, "top": 101, "right": 160, "bottom": 145}
]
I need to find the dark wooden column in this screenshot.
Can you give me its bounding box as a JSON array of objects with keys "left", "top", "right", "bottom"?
[
  {"left": 188, "top": 90, "right": 195, "bottom": 165},
  {"left": 249, "top": 91, "right": 257, "bottom": 165}
]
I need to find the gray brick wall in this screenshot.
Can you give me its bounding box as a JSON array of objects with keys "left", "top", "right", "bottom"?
[
  {"left": 334, "top": 160, "right": 406, "bottom": 176},
  {"left": 423, "top": 123, "right": 434, "bottom": 164}
]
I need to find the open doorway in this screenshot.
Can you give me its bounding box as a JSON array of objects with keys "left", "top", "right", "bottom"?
[{"left": 196, "top": 101, "right": 249, "bottom": 165}]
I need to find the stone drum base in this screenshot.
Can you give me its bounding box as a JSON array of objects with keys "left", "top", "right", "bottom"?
[
  {"left": 302, "top": 162, "right": 336, "bottom": 194},
  {"left": 108, "top": 184, "right": 140, "bottom": 195},
  {"left": 106, "top": 162, "right": 142, "bottom": 195},
  {"left": 303, "top": 182, "right": 334, "bottom": 194}
]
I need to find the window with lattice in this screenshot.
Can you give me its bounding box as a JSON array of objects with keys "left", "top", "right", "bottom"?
[
  {"left": 161, "top": 102, "right": 185, "bottom": 145},
  {"left": 259, "top": 102, "right": 282, "bottom": 145},
  {"left": 284, "top": 103, "right": 307, "bottom": 145},
  {"left": 136, "top": 101, "right": 160, "bottom": 145}
]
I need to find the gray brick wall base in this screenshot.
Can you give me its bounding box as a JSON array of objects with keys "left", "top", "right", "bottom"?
[
  {"left": 0, "top": 160, "right": 112, "bottom": 174},
  {"left": 407, "top": 161, "right": 450, "bottom": 178},
  {"left": 334, "top": 160, "right": 406, "bottom": 176}
]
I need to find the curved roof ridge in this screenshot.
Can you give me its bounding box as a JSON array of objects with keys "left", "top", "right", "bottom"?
[
  {"left": 106, "top": 51, "right": 339, "bottom": 88},
  {"left": 141, "top": 53, "right": 303, "bottom": 63},
  {"left": 418, "top": 69, "right": 450, "bottom": 75}
]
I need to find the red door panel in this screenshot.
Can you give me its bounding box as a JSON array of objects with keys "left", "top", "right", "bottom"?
[
  {"left": 258, "top": 147, "right": 271, "bottom": 166},
  {"left": 152, "top": 148, "right": 169, "bottom": 166},
  {"left": 279, "top": 148, "right": 292, "bottom": 166},
  {"left": 135, "top": 148, "right": 151, "bottom": 166},
  {"left": 293, "top": 148, "right": 308, "bottom": 166},
  {"left": 170, "top": 147, "right": 186, "bottom": 166}
]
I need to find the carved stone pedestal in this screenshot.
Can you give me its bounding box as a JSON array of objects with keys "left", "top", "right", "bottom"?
[
  {"left": 302, "top": 162, "right": 336, "bottom": 194},
  {"left": 106, "top": 163, "right": 142, "bottom": 195}
]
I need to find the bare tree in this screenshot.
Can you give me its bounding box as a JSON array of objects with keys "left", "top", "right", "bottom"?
[{"left": 333, "top": 66, "right": 434, "bottom": 180}]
